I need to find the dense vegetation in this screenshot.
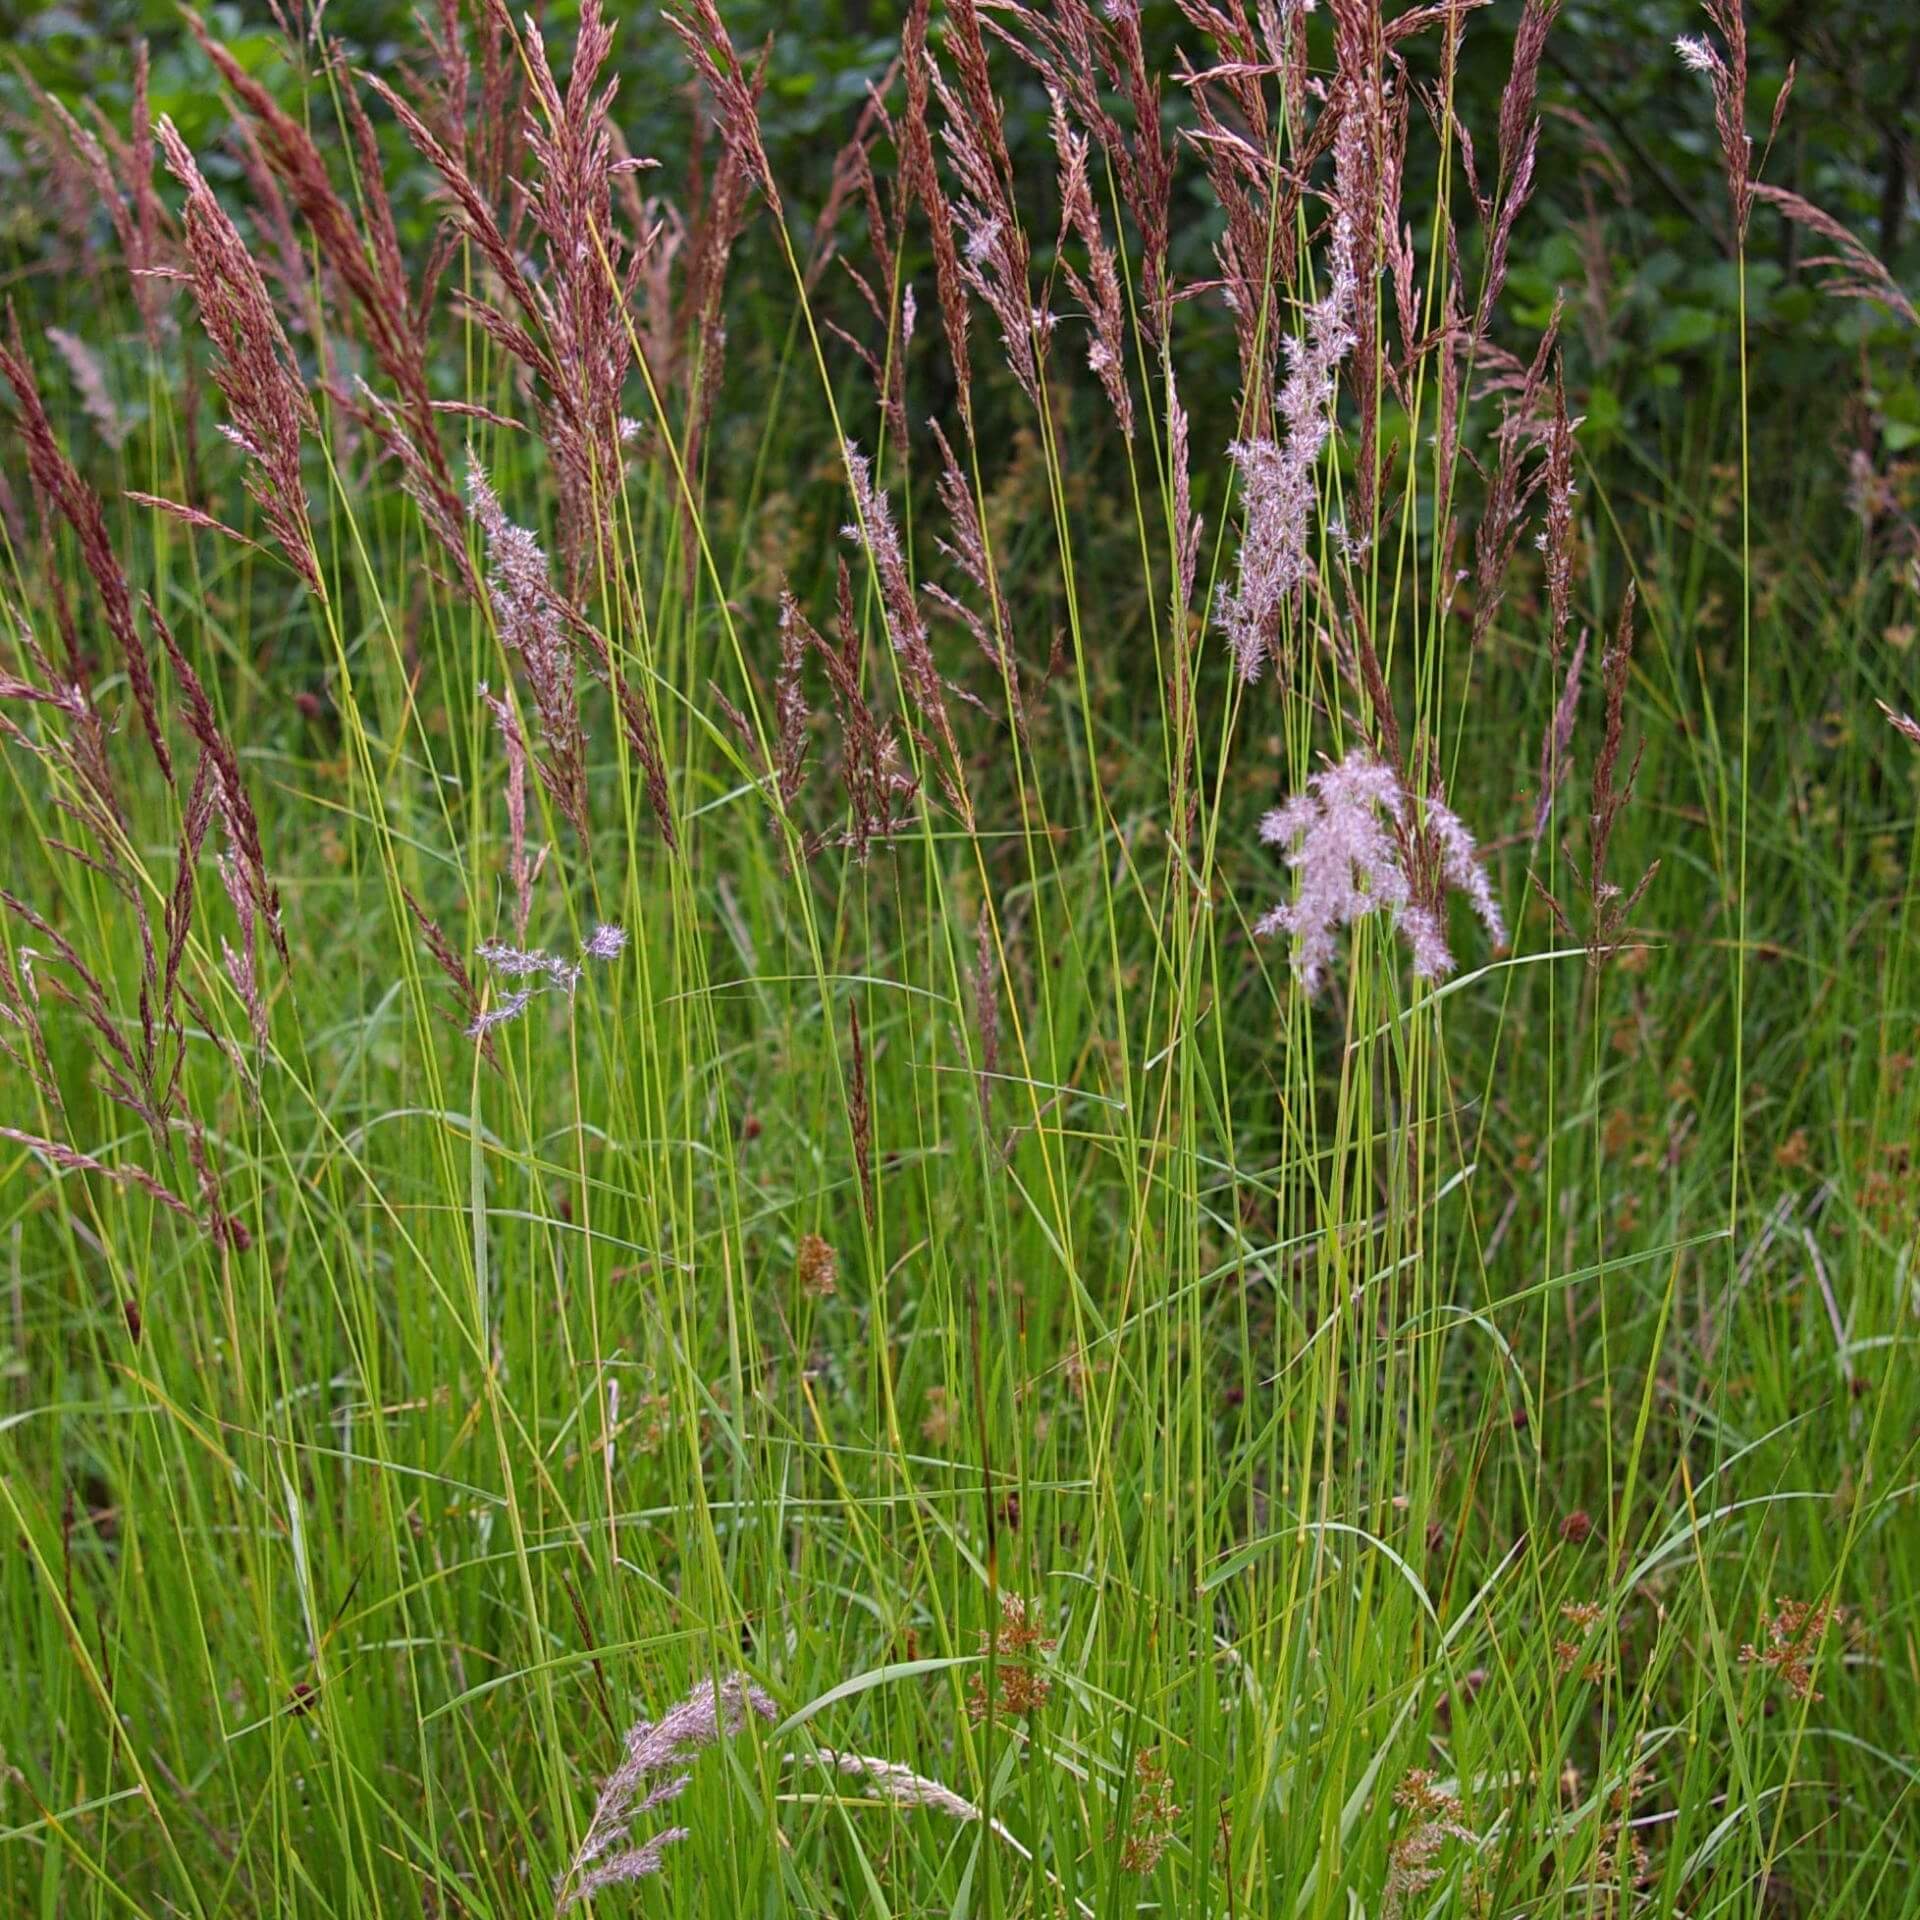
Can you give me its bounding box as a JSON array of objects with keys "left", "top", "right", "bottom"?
[{"left": 1, "top": 2, "right": 1916, "bottom": 1917}]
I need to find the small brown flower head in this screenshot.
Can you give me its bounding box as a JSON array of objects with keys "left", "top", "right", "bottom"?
[
  {"left": 921, "top": 1385, "right": 957, "bottom": 1449},
  {"left": 967, "top": 1591, "right": 1056, "bottom": 1722},
  {"left": 796, "top": 1232, "right": 838, "bottom": 1300},
  {"left": 1555, "top": 1600, "right": 1609, "bottom": 1682},
  {"left": 1594, "top": 1762, "right": 1654, "bottom": 1893},
  {"left": 1384, "top": 1771, "right": 1477, "bottom": 1919},
  {"left": 1740, "top": 1595, "right": 1847, "bottom": 1702},
  {"left": 1115, "top": 1748, "right": 1179, "bottom": 1874}
]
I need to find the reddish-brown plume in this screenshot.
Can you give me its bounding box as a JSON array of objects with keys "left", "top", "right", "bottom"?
[
  {"left": 1468, "top": 315, "right": 1560, "bottom": 651},
  {"left": 147, "top": 595, "right": 288, "bottom": 970},
  {"left": 928, "top": 0, "right": 1046, "bottom": 407},
  {"left": 1470, "top": 0, "right": 1560, "bottom": 338},
  {"left": 990, "top": 0, "right": 1174, "bottom": 342},
  {"left": 28, "top": 56, "right": 176, "bottom": 347},
  {"left": 373, "top": 1, "right": 661, "bottom": 590},
  {"left": 901, "top": 0, "right": 974, "bottom": 427},
  {"left": 0, "top": 330, "right": 173, "bottom": 779},
  {"left": 186, "top": 20, "right": 466, "bottom": 550},
  {"left": 784, "top": 568, "right": 920, "bottom": 863},
  {"left": 156, "top": 117, "right": 321, "bottom": 596},
  {"left": 846, "top": 1000, "right": 874, "bottom": 1228},
  {"left": 1049, "top": 92, "right": 1134, "bottom": 438}
]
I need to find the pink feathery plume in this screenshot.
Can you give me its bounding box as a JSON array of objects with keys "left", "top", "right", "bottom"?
[
  {"left": 467, "top": 459, "right": 590, "bottom": 842},
  {"left": 556, "top": 1673, "right": 775, "bottom": 1911},
  {"left": 1257, "top": 751, "right": 1503, "bottom": 992},
  {"left": 1216, "top": 211, "right": 1358, "bottom": 681}
]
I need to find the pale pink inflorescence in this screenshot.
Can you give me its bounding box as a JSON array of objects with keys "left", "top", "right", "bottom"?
[
  {"left": 840, "top": 440, "right": 955, "bottom": 755},
  {"left": 467, "top": 457, "right": 589, "bottom": 838},
  {"left": 580, "top": 923, "right": 628, "bottom": 962},
  {"left": 1217, "top": 215, "right": 1359, "bottom": 682},
  {"left": 467, "top": 921, "right": 625, "bottom": 1038},
  {"left": 1256, "top": 752, "right": 1504, "bottom": 994},
  {"left": 45, "top": 328, "right": 128, "bottom": 449},
  {"left": 477, "top": 943, "right": 585, "bottom": 989},
  {"left": 557, "top": 1672, "right": 776, "bottom": 1910},
  {"left": 1256, "top": 751, "right": 1407, "bottom": 992},
  {"left": 1414, "top": 785, "right": 1507, "bottom": 967}
]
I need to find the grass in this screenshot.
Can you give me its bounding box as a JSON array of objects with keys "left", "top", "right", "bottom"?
[{"left": 2, "top": 1, "right": 1918, "bottom": 1916}]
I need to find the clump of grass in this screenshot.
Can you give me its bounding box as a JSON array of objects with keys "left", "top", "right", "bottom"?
[{"left": 1, "top": 0, "right": 1917, "bottom": 1916}]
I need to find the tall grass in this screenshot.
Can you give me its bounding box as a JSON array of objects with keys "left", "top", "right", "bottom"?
[{"left": 2, "top": 2, "right": 1918, "bottom": 1916}]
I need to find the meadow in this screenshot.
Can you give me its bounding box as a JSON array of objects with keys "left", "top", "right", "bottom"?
[{"left": 2, "top": 0, "right": 1918, "bottom": 1914}]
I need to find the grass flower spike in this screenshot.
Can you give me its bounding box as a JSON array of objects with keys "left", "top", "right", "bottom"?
[
  {"left": 1256, "top": 752, "right": 1502, "bottom": 993},
  {"left": 557, "top": 1673, "right": 775, "bottom": 1910}
]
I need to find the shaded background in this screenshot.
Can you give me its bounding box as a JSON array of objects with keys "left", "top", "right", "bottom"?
[{"left": 4, "top": 0, "right": 1917, "bottom": 469}]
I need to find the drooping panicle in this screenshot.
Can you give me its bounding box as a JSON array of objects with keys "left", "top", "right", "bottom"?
[
  {"left": 928, "top": 0, "right": 1048, "bottom": 407},
  {"left": 1406, "top": 777, "right": 1507, "bottom": 978},
  {"left": 1476, "top": 0, "right": 1560, "bottom": 334},
  {"left": 1468, "top": 315, "right": 1559, "bottom": 651},
  {"left": 1256, "top": 751, "right": 1411, "bottom": 994},
  {"left": 666, "top": 0, "right": 783, "bottom": 218},
  {"left": 556, "top": 1673, "right": 775, "bottom": 1911},
  {"left": 1750, "top": 183, "right": 1920, "bottom": 330},
  {"left": 922, "top": 419, "right": 1017, "bottom": 696},
  {"left": 841, "top": 442, "right": 957, "bottom": 765},
  {"left": 988, "top": 0, "right": 1174, "bottom": 341},
  {"left": 189, "top": 19, "right": 465, "bottom": 552},
  {"left": 902, "top": 0, "right": 974, "bottom": 425},
  {"left": 148, "top": 595, "right": 287, "bottom": 969},
  {"left": 787, "top": 569, "right": 919, "bottom": 861},
  {"left": 369, "top": 2, "right": 660, "bottom": 588},
  {"left": 515, "top": 0, "right": 660, "bottom": 581}
]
